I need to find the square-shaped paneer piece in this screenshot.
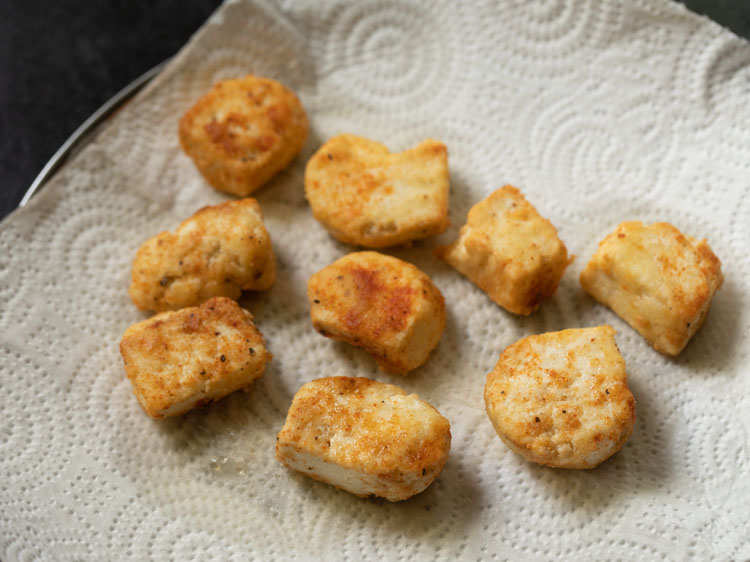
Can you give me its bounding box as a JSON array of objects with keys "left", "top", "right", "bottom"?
[
  {"left": 129, "top": 198, "right": 276, "bottom": 312},
  {"left": 439, "top": 185, "right": 571, "bottom": 315},
  {"left": 307, "top": 251, "right": 445, "bottom": 374},
  {"left": 304, "top": 134, "right": 449, "bottom": 248},
  {"left": 120, "top": 297, "right": 271, "bottom": 419},
  {"left": 484, "top": 326, "right": 636, "bottom": 469},
  {"left": 179, "top": 75, "right": 309, "bottom": 197},
  {"left": 580, "top": 221, "right": 723, "bottom": 356},
  {"left": 276, "top": 377, "right": 451, "bottom": 501}
]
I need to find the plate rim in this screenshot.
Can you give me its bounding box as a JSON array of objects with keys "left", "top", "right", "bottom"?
[{"left": 19, "top": 59, "right": 169, "bottom": 208}]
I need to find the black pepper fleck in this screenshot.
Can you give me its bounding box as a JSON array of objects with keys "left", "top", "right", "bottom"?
[
  {"left": 159, "top": 277, "right": 169, "bottom": 287},
  {"left": 220, "top": 355, "right": 226, "bottom": 362},
  {"left": 249, "top": 348, "right": 255, "bottom": 355},
  {"left": 535, "top": 417, "right": 540, "bottom": 423},
  {"left": 605, "top": 389, "right": 609, "bottom": 395},
  {"left": 313, "top": 299, "right": 320, "bottom": 304},
  {"left": 422, "top": 468, "right": 426, "bottom": 476}
]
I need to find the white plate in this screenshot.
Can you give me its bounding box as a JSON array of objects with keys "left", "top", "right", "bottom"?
[{"left": 1, "top": 1, "right": 749, "bottom": 560}]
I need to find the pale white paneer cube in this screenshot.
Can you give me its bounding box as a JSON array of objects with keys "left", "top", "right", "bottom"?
[
  {"left": 580, "top": 221, "right": 723, "bottom": 355},
  {"left": 439, "top": 185, "right": 571, "bottom": 315},
  {"left": 276, "top": 377, "right": 451, "bottom": 501},
  {"left": 307, "top": 251, "right": 445, "bottom": 374},
  {"left": 304, "top": 134, "right": 449, "bottom": 248},
  {"left": 120, "top": 297, "right": 271, "bottom": 418},
  {"left": 484, "top": 326, "right": 636, "bottom": 469}
]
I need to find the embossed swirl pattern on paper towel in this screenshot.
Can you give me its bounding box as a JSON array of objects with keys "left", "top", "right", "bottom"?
[{"left": 1, "top": 0, "right": 749, "bottom": 560}]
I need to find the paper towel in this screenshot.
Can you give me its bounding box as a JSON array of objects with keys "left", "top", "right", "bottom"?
[{"left": 1, "top": 0, "right": 749, "bottom": 559}]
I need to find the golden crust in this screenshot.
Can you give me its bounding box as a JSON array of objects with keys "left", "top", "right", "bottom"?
[
  {"left": 129, "top": 198, "right": 276, "bottom": 312},
  {"left": 120, "top": 297, "right": 271, "bottom": 419},
  {"left": 276, "top": 376, "right": 451, "bottom": 501},
  {"left": 580, "top": 221, "right": 723, "bottom": 355},
  {"left": 307, "top": 252, "right": 445, "bottom": 374},
  {"left": 179, "top": 75, "right": 308, "bottom": 197},
  {"left": 304, "top": 134, "right": 450, "bottom": 248},
  {"left": 484, "top": 326, "right": 636, "bottom": 469},
  {"left": 438, "top": 185, "right": 571, "bottom": 315}
]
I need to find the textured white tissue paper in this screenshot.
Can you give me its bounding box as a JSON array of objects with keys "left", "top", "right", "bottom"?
[{"left": 1, "top": 0, "right": 749, "bottom": 559}]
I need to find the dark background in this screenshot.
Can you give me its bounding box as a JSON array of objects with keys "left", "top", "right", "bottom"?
[{"left": 1, "top": 0, "right": 749, "bottom": 221}]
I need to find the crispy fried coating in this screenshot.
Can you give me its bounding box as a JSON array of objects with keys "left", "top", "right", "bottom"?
[
  {"left": 120, "top": 297, "right": 271, "bottom": 419},
  {"left": 129, "top": 198, "right": 275, "bottom": 312},
  {"left": 438, "top": 185, "right": 571, "bottom": 315},
  {"left": 580, "top": 221, "right": 723, "bottom": 355},
  {"left": 179, "top": 75, "right": 308, "bottom": 196},
  {"left": 304, "top": 134, "right": 449, "bottom": 247},
  {"left": 276, "top": 376, "right": 451, "bottom": 501},
  {"left": 484, "top": 326, "right": 635, "bottom": 469},
  {"left": 307, "top": 251, "right": 445, "bottom": 374}
]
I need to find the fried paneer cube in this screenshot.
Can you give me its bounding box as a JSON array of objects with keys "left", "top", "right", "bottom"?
[
  {"left": 438, "top": 185, "right": 571, "bottom": 315},
  {"left": 179, "top": 75, "right": 308, "bottom": 196},
  {"left": 484, "top": 326, "right": 635, "bottom": 469},
  {"left": 120, "top": 297, "right": 271, "bottom": 419},
  {"left": 580, "top": 221, "right": 723, "bottom": 356},
  {"left": 276, "top": 376, "right": 451, "bottom": 501},
  {"left": 129, "top": 198, "right": 276, "bottom": 312},
  {"left": 304, "top": 134, "right": 449, "bottom": 248},
  {"left": 307, "top": 252, "right": 445, "bottom": 374}
]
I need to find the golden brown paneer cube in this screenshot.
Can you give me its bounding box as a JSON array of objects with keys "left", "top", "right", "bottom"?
[
  {"left": 129, "top": 198, "right": 276, "bottom": 312},
  {"left": 120, "top": 297, "right": 271, "bottom": 419},
  {"left": 484, "top": 326, "right": 636, "bottom": 469},
  {"left": 276, "top": 376, "right": 451, "bottom": 501},
  {"left": 438, "top": 185, "right": 571, "bottom": 315},
  {"left": 304, "top": 134, "right": 449, "bottom": 248},
  {"left": 307, "top": 252, "right": 445, "bottom": 374},
  {"left": 179, "top": 75, "right": 308, "bottom": 197},
  {"left": 580, "top": 221, "right": 723, "bottom": 356}
]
